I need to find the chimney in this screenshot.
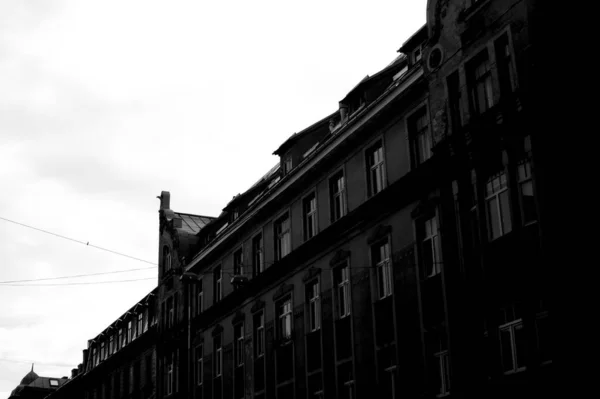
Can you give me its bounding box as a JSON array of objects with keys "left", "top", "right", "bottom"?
[
  {"left": 159, "top": 191, "right": 171, "bottom": 210},
  {"left": 71, "top": 368, "right": 78, "bottom": 378},
  {"left": 78, "top": 363, "right": 83, "bottom": 373}
]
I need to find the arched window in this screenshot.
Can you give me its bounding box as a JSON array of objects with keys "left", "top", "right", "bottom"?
[{"left": 163, "top": 246, "right": 172, "bottom": 272}]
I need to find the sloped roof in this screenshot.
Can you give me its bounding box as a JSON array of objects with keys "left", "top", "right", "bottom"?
[{"left": 175, "top": 213, "right": 215, "bottom": 235}]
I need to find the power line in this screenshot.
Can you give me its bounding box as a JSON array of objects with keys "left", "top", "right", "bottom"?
[
  {"left": 0, "top": 358, "right": 75, "bottom": 368},
  {"left": 0, "top": 277, "right": 155, "bottom": 287},
  {"left": 0, "top": 267, "right": 155, "bottom": 284},
  {"left": 0, "top": 216, "right": 156, "bottom": 265}
]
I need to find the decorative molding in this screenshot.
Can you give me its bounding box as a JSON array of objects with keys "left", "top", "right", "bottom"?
[
  {"left": 251, "top": 299, "right": 265, "bottom": 313},
  {"left": 212, "top": 324, "right": 223, "bottom": 337},
  {"left": 232, "top": 311, "right": 245, "bottom": 325},
  {"left": 367, "top": 225, "right": 392, "bottom": 245},
  {"left": 302, "top": 267, "right": 321, "bottom": 283},
  {"left": 273, "top": 283, "right": 294, "bottom": 301},
  {"left": 329, "top": 249, "right": 351, "bottom": 266}
]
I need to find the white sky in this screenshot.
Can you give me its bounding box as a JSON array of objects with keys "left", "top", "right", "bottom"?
[{"left": 0, "top": 0, "right": 426, "bottom": 394}]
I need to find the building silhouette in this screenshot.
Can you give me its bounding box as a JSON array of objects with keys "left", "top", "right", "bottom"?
[
  {"left": 7, "top": 366, "right": 66, "bottom": 399},
  {"left": 45, "top": 1, "right": 551, "bottom": 398}
]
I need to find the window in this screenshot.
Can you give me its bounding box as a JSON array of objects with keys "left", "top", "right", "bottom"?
[
  {"left": 373, "top": 239, "right": 392, "bottom": 299},
  {"left": 167, "top": 297, "right": 175, "bottom": 328},
  {"left": 499, "top": 319, "right": 526, "bottom": 374},
  {"left": 303, "top": 193, "right": 317, "bottom": 241},
  {"left": 166, "top": 356, "right": 174, "bottom": 395},
  {"left": 252, "top": 233, "right": 264, "bottom": 277},
  {"left": 196, "top": 344, "right": 204, "bottom": 386},
  {"left": 447, "top": 71, "right": 462, "bottom": 130},
  {"left": 435, "top": 350, "right": 451, "bottom": 397},
  {"left": 127, "top": 321, "right": 133, "bottom": 343},
  {"left": 109, "top": 336, "right": 114, "bottom": 355},
  {"left": 409, "top": 107, "right": 432, "bottom": 165},
  {"left": 517, "top": 159, "right": 537, "bottom": 225},
  {"left": 233, "top": 248, "right": 244, "bottom": 277},
  {"left": 494, "top": 33, "right": 517, "bottom": 97},
  {"left": 334, "top": 264, "right": 351, "bottom": 318},
  {"left": 274, "top": 213, "right": 291, "bottom": 261},
  {"left": 254, "top": 311, "right": 265, "bottom": 357},
  {"left": 422, "top": 216, "right": 442, "bottom": 278},
  {"left": 485, "top": 171, "right": 512, "bottom": 240},
  {"left": 92, "top": 347, "right": 98, "bottom": 366},
  {"left": 329, "top": 171, "right": 347, "bottom": 222},
  {"left": 100, "top": 342, "right": 105, "bottom": 361},
  {"left": 213, "top": 266, "right": 222, "bottom": 304},
  {"left": 277, "top": 297, "right": 293, "bottom": 341},
  {"left": 366, "top": 140, "right": 386, "bottom": 196},
  {"left": 163, "top": 246, "right": 172, "bottom": 272},
  {"left": 121, "top": 326, "right": 127, "bottom": 347},
  {"left": 196, "top": 279, "right": 204, "bottom": 315},
  {"left": 306, "top": 280, "right": 321, "bottom": 332},
  {"left": 469, "top": 170, "right": 480, "bottom": 249},
  {"left": 214, "top": 334, "right": 223, "bottom": 377},
  {"left": 283, "top": 155, "right": 293, "bottom": 175},
  {"left": 118, "top": 329, "right": 123, "bottom": 350},
  {"left": 49, "top": 379, "right": 59, "bottom": 387},
  {"left": 468, "top": 51, "right": 494, "bottom": 115},
  {"left": 413, "top": 46, "right": 422, "bottom": 64},
  {"left": 137, "top": 313, "right": 143, "bottom": 337},
  {"left": 235, "top": 323, "right": 245, "bottom": 367}
]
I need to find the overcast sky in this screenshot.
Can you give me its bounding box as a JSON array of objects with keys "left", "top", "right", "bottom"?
[{"left": 0, "top": 0, "right": 426, "bottom": 395}]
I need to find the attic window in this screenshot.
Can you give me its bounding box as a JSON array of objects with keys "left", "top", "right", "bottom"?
[
  {"left": 413, "top": 46, "right": 422, "bottom": 64},
  {"left": 49, "top": 379, "right": 59, "bottom": 386},
  {"left": 282, "top": 155, "right": 293, "bottom": 175}
]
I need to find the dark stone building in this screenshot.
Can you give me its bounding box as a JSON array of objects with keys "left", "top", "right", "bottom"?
[
  {"left": 45, "top": 1, "right": 551, "bottom": 398},
  {"left": 7, "top": 367, "right": 66, "bottom": 399}
]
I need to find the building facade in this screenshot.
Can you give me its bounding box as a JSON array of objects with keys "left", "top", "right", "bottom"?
[{"left": 45, "top": 1, "right": 551, "bottom": 398}]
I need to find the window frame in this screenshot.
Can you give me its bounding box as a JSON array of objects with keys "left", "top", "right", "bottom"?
[
  {"left": 467, "top": 49, "right": 494, "bottom": 115},
  {"left": 302, "top": 191, "right": 318, "bottom": 241},
  {"left": 214, "top": 333, "right": 223, "bottom": 377},
  {"left": 254, "top": 310, "right": 265, "bottom": 358},
  {"left": 196, "top": 344, "right": 204, "bottom": 387},
  {"left": 163, "top": 246, "right": 172, "bottom": 273},
  {"left": 166, "top": 355, "right": 174, "bottom": 395},
  {"left": 434, "top": 350, "right": 451, "bottom": 397},
  {"left": 234, "top": 322, "right": 245, "bottom": 368},
  {"left": 499, "top": 319, "right": 526, "bottom": 375},
  {"left": 306, "top": 279, "right": 321, "bottom": 332},
  {"left": 333, "top": 261, "right": 351, "bottom": 319},
  {"left": 406, "top": 103, "right": 433, "bottom": 167},
  {"left": 421, "top": 214, "right": 442, "bottom": 279},
  {"left": 277, "top": 296, "right": 293, "bottom": 342},
  {"left": 485, "top": 170, "right": 512, "bottom": 241},
  {"left": 252, "top": 230, "right": 265, "bottom": 277},
  {"left": 213, "top": 265, "right": 222, "bottom": 304},
  {"left": 233, "top": 247, "right": 244, "bottom": 277},
  {"left": 137, "top": 313, "right": 143, "bottom": 337},
  {"left": 372, "top": 238, "right": 393, "bottom": 300},
  {"left": 517, "top": 157, "right": 537, "bottom": 226},
  {"left": 196, "top": 278, "right": 204, "bottom": 315},
  {"left": 329, "top": 168, "right": 347, "bottom": 223},
  {"left": 274, "top": 211, "right": 292, "bottom": 261},
  {"left": 365, "top": 138, "right": 387, "bottom": 197}
]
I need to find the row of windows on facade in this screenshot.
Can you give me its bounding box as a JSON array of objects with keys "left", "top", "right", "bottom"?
[
  {"left": 89, "top": 310, "right": 151, "bottom": 368},
  {"left": 84, "top": 353, "right": 154, "bottom": 399}
]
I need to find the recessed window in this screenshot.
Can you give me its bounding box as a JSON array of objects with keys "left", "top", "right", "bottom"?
[
  {"left": 413, "top": 46, "right": 422, "bottom": 64},
  {"left": 282, "top": 155, "right": 293, "bottom": 175},
  {"left": 196, "top": 344, "right": 204, "bottom": 387},
  {"left": 500, "top": 320, "right": 526, "bottom": 374},
  {"left": 435, "top": 350, "right": 451, "bottom": 397},
  {"left": 366, "top": 140, "right": 386, "bottom": 196},
  {"left": 196, "top": 279, "right": 204, "bottom": 315},
  {"left": 329, "top": 171, "right": 347, "bottom": 222},
  {"left": 49, "top": 379, "right": 59, "bottom": 387},
  {"left": 167, "top": 297, "right": 174, "bottom": 329},
  {"left": 252, "top": 233, "right": 264, "bottom": 277},
  {"left": 166, "top": 355, "right": 174, "bottom": 395},
  {"left": 163, "top": 246, "right": 172, "bottom": 273},
  {"left": 137, "top": 313, "right": 143, "bottom": 337},
  {"left": 421, "top": 216, "right": 442, "bottom": 278},
  {"left": 306, "top": 280, "right": 321, "bottom": 332},
  {"left": 494, "top": 33, "right": 518, "bottom": 97},
  {"left": 485, "top": 171, "right": 512, "bottom": 240},
  {"left": 334, "top": 263, "right": 351, "bottom": 318},
  {"left": 254, "top": 311, "right": 265, "bottom": 358},
  {"left": 213, "top": 266, "right": 222, "bottom": 304},
  {"left": 277, "top": 297, "right": 293, "bottom": 341},
  {"left": 274, "top": 213, "right": 291, "bottom": 261},
  {"left": 233, "top": 248, "right": 244, "bottom": 277},
  {"left": 517, "top": 159, "right": 537, "bottom": 225},
  {"left": 303, "top": 193, "right": 317, "bottom": 241},
  {"left": 235, "top": 323, "right": 245, "bottom": 367},
  {"left": 468, "top": 51, "right": 494, "bottom": 115},
  {"left": 214, "top": 334, "right": 223, "bottom": 377},
  {"left": 372, "top": 239, "right": 393, "bottom": 299},
  {"left": 408, "top": 107, "right": 432, "bottom": 166}
]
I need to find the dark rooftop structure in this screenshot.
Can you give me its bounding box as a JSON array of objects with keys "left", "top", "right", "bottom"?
[{"left": 8, "top": 365, "right": 67, "bottom": 399}]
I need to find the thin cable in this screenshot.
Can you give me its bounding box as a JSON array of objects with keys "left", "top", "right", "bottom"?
[
  {"left": 0, "top": 267, "right": 155, "bottom": 284},
  {"left": 0, "top": 216, "right": 156, "bottom": 265},
  {"left": 0, "top": 277, "right": 155, "bottom": 287},
  {"left": 0, "top": 358, "right": 75, "bottom": 368}
]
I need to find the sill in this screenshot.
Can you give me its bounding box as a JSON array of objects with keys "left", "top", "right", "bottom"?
[
  {"left": 437, "top": 393, "right": 451, "bottom": 398},
  {"left": 503, "top": 367, "right": 526, "bottom": 376}
]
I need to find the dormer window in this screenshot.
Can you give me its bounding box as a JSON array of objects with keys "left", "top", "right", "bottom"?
[
  {"left": 412, "top": 46, "right": 422, "bottom": 64},
  {"left": 282, "top": 155, "right": 293, "bottom": 175}
]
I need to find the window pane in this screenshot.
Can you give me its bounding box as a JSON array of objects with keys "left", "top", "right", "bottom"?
[
  {"left": 514, "top": 323, "right": 526, "bottom": 370},
  {"left": 487, "top": 197, "right": 501, "bottom": 239},
  {"left": 500, "top": 328, "right": 514, "bottom": 372},
  {"left": 520, "top": 181, "right": 537, "bottom": 223},
  {"left": 499, "top": 190, "right": 512, "bottom": 234}
]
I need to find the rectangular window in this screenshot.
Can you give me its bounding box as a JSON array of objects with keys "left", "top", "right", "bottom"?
[
  {"left": 233, "top": 248, "right": 244, "bottom": 277},
  {"left": 413, "top": 46, "right": 422, "bottom": 64},
  {"left": 167, "top": 297, "right": 175, "bottom": 328},
  {"left": 254, "top": 311, "right": 265, "bottom": 358},
  {"left": 213, "top": 266, "right": 222, "bottom": 304},
  {"left": 334, "top": 264, "right": 351, "bottom": 318},
  {"left": 166, "top": 356, "right": 174, "bottom": 395},
  {"left": 469, "top": 170, "right": 480, "bottom": 249},
  {"left": 235, "top": 323, "right": 245, "bottom": 367},
  {"left": 283, "top": 155, "right": 293, "bottom": 175},
  {"left": 422, "top": 216, "right": 442, "bottom": 278},
  {"left": 517, "top": 159, "right": 537, "bottom": 225},
  {"left": 306, "top": 280, "right": 321, "bottom": 332},
  {"left": 127, "top": 321, "right": 132, "bottom": 343},
  {"left": 373, "top": 239, "right": 393, "bottom": 299},
  {"left": 214, "top": 334, "right": 223, "bottom": 377},
  {"left": 109, "top": 336, "right": 114, "bottom": 355},
  {"left": 137, "top": 313, "right": 143, "bottom": 337},
  {"left": 499, "top": 319, "right": 526, "bottom": 374},
  {"left": 435, "top": 350, "right": 451, "bottom": 396},
  {"left": 485, "top": 171, "right": 512, "bottom": 240},
  {"left": 118, "top": 329, "right": 123, "bottom": 350},
  {"left": 494, "top": 33, "right": 517, "bottom": 97},
  {"left": 468, "top": 51, "right": 494, "bottom": 115},
  {"left": 303, "top": 193, "right": 317, "bottom": 241},
  {"left": 366, "top": 140, "right": 386, "bottom": 196},
  {"left": 409, "top": 107, "right": 432, "bottom": 165},
  {"left": 252, "top": 233, "right": 264, "bottom": 277},
  {"left": 329, "top": 171, "right": 347, "bottom": 222},
  {"left": 277, "top": 297, "right": 293, "bottom": 341},
  {"left": 92, "top": 347, "right": 98, "bottom": 366},
  {"left": 447, "top": 71, "right": 462, "bottom": 130},
  {"left": 196, "top": 344, "right": 204, "bottom": 386},
  {"left": 197, "top": 279, "right": 204, "bottom": 315},
  {"left": 121, "top": 326, "right": 127, "bottom": 347},
  {"left": 274, "top": 213, "right": 291, "bottom": 261}
]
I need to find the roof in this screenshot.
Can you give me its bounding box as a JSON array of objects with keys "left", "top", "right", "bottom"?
[
  {"left": 174, "top": 213, "right": 215, "bottom": 235},
  {"left": 398, "top": 24, "right": 428, "bottom": 54},
  {"left": 19, "top": 370, "right": 38, "bottom": 386},
  {"left": 10, "top": 370, "right": 66, "bottom": 398}
]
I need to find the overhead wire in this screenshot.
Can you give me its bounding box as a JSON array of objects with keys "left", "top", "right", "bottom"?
[
  {"left": 0, "top": 277, "right": 156, "bottom": 287},
  {"left": 0, "top": 267, "right": 155, "bottom": 284}
]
